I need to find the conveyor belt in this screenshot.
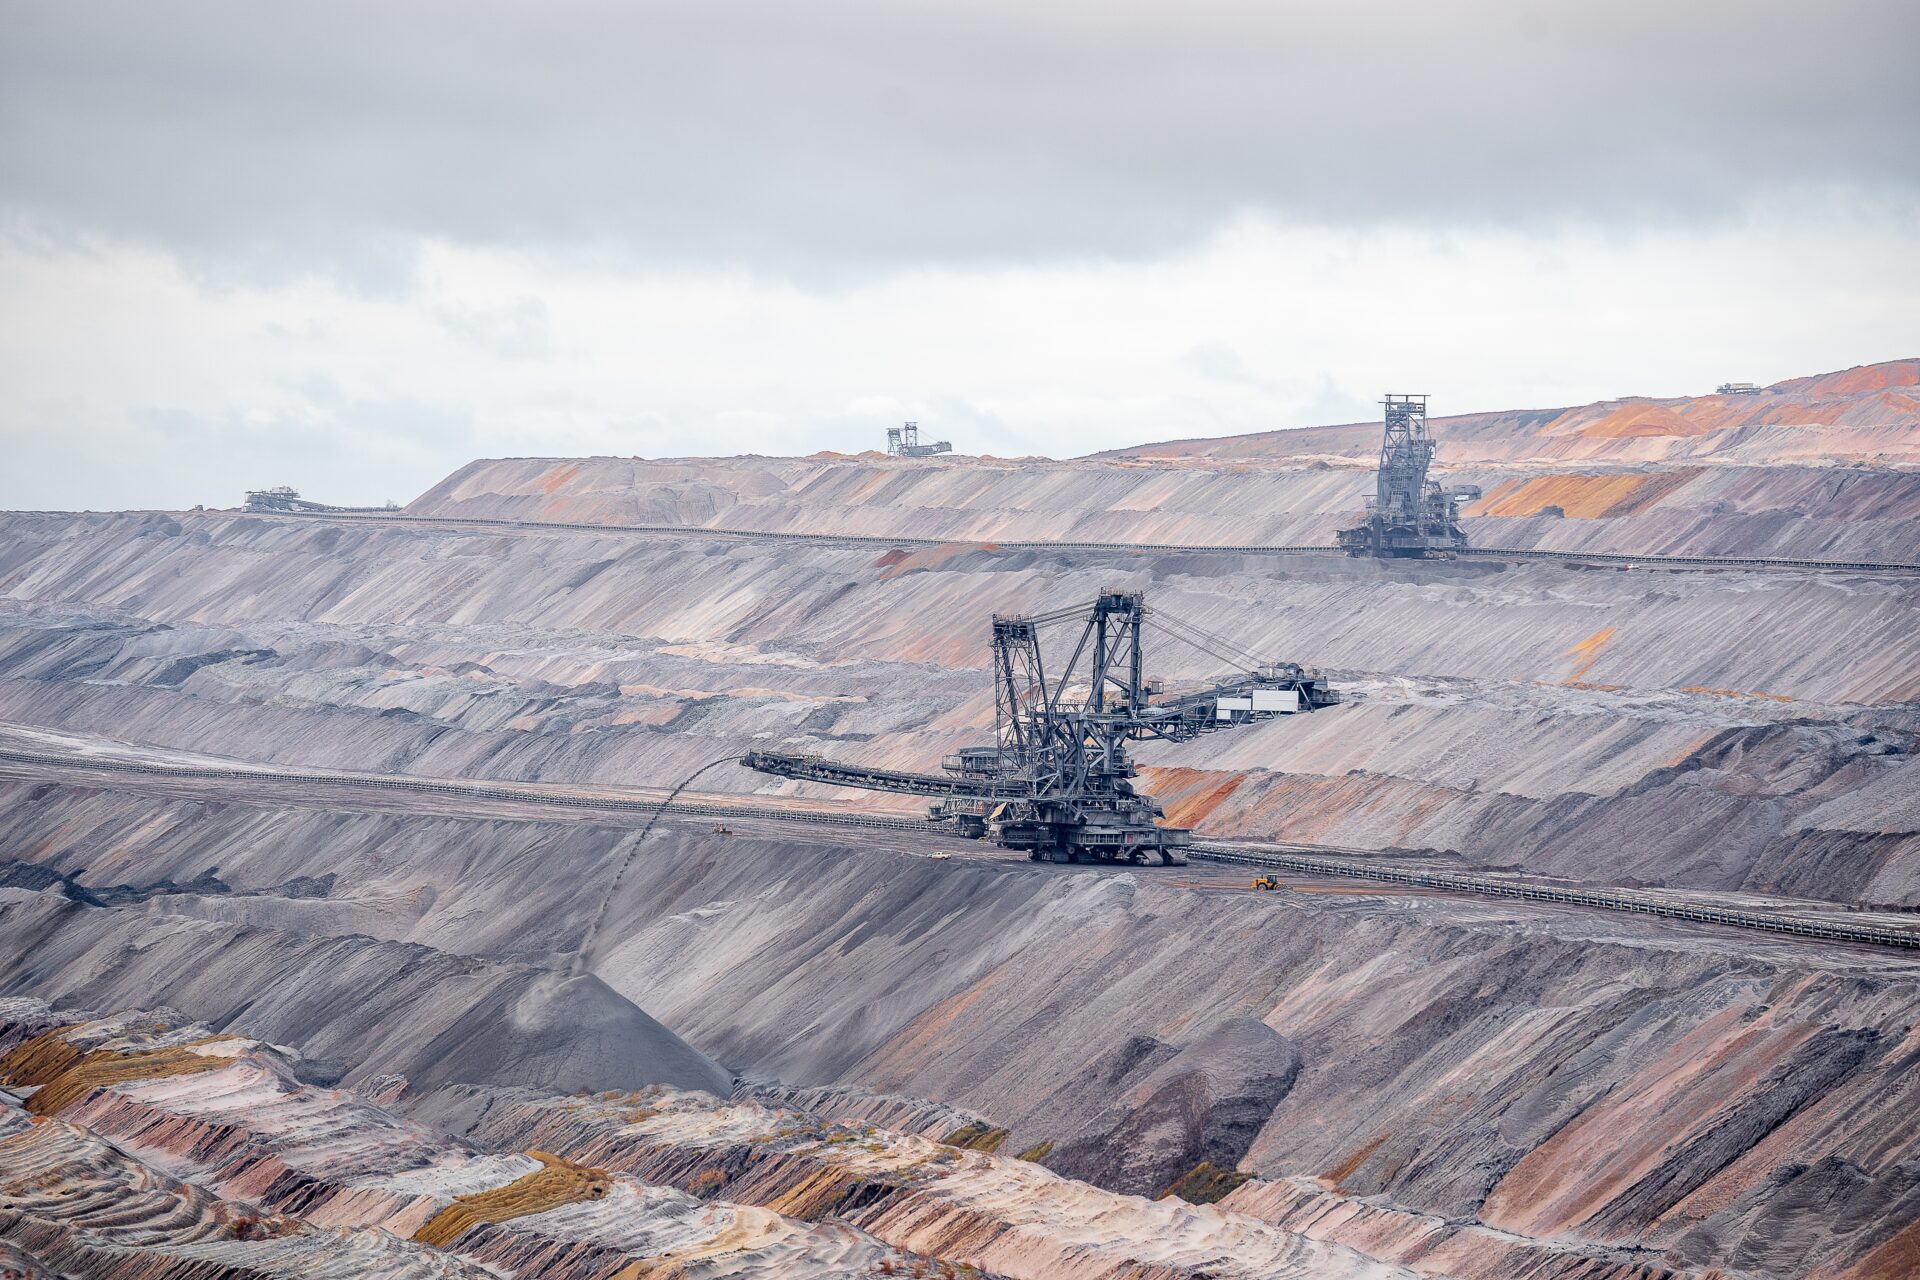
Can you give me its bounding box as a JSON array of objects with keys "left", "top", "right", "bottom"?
[
  {"left": 5, "top": 747, "right": 1915, "bottom": 951},
  {"left": 1188, "top": 846, "right": 1920, "bottom": 950},
  {"left": 234, "top": 509, "right": 1920, "bottom": 574},
  {"left": 0, "top": 748, "right": 932, "bottom": 833}
]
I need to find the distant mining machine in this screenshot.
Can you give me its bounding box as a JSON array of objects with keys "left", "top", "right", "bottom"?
[
  {"left": 243, "top": 486, "right": 401, "bottom": 514},
  {"left": 244, "top": 486, "right": 331, "bottom": 513},
  {"left": 742, "top": 591, "right": 1338, "bottom": 864},
  {"left": 886, "top": 421, "right": 952, "bottom": 457},
  {"left": 1336, "top": 395, "right": 1480, "bottom": 559}
]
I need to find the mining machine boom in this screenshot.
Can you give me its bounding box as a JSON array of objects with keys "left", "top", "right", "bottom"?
[{"left": 742, "top": 591, "right": 1337, "bottom": 865}]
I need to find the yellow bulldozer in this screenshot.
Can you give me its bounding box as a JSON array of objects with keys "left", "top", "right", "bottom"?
[{"left": 1251, "top": 875, "right": 1281, "bottom": 891}]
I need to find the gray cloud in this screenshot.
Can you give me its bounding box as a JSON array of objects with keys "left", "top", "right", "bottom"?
[{"left": 3, "top": 0, "right": 1914, "bottom": 282}]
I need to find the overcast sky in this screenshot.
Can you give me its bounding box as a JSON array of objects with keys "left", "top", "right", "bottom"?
[{"left": 3, "top": 1, "right": 1917, "bottom": 509}]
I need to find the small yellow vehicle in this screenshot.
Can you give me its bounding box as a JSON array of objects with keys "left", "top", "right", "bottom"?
[
  {"left": 1251, "top": 875, "right": 1281, "bottom": 891},
  {"left": 711, "top": 823, "right": 733, "bottom": 835}
]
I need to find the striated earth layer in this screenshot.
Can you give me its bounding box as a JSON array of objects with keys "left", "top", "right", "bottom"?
[
  {"left": 1, "top": 510, "right": 1915, "bottom": 902},
  {"left": 410, "top": 358, "right": 1920, "bottom": 560},
  {"left": 0, "top": 359, "right": 1917, "bottom": 1277},
  {"left": 0, "top": 774, "right": 1915, "bottom": 1277},
  {"left": 0, "top": 997, "right": 1408, "bottom": 1280}
]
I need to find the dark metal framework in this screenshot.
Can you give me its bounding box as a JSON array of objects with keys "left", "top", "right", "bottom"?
[
  {"left": 1336, "top": 395, "right": 1480, "bottom": 558},
  {"left": 244, "top": 486, "right": 398, "bottom": 514},
  {"left": 742, "top": 591, "right": 1337, "bottom": 864},
  {"left": 886, "top": 421, "right": 952, "bottom": 457},
  {"left": 244, "top": 486, "right": 329, "bottom": 513}
]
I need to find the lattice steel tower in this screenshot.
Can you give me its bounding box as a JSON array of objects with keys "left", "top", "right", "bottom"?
[{"left": 1337, "top": 395, "right": 1480, "bottom": 558}]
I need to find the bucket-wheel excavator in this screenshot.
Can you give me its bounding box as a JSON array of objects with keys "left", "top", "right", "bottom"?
[{"left": 742, "top": 591, "right": 1338, "bottom": 865}]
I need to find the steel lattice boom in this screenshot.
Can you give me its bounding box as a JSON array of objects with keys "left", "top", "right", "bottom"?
[
  {"left": 1336, "top": 395, "right": 1481, "bottom": 558},
  {"left": 742, "top": 590, "right": 1337, "bottom": 865}
]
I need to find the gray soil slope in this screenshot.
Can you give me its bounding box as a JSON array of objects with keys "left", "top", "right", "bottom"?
[
  {"left": 1, "top": 511, "right": 1915, "bottom": 903},
  {"left": 0, "top": 781, "right": 1913, "bottom": 1275},
  {"left": 0, "top": 360, "right": 1916, "bottom": 1276}
]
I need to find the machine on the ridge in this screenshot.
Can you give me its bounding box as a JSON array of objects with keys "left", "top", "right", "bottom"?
[
  {"left": 885, "top": 421, "right": 953, "bottom": 457},
  {"left": 243, "top": 486, "right": 401, "bottom": 514},
  {"left": 1336, "top": 394, "right": 1481, "bottom": 559},
  {"left": 244, "top": 486, "right": 331, "bottom": 513},
  {"left": 742, "top": 591, "right": 1338, "bottom": 865}
]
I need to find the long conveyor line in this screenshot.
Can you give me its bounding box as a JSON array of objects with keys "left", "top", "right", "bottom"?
[
  {"left": 240, "top": 508, "right": 1920, "bottom": 575},
  {"left": 0, "top": 748, "right": 931, "bottom": 832},
  {"left": 1186, "top": 847, "right": 1920, "bottom": 951},
  {"left": 4, "top": 747, "right": 1916, "bottom": 951}
]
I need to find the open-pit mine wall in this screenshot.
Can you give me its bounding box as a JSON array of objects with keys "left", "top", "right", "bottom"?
[
  {"left": 1106, "top": 359, "right": 1920, "bottom": 466},
  {"left": 0, "top": 358, "right": 1916, "bottom": 1278},
  {"left": 0, "top": 999, "right": 1008, "bottom": 1279},
  {"left": 1, "top": 501, "right": 1915, "bottom": 903},
  {"left": 411, "top": 453, "right": 1920, "bottom": 563},
  {"left": 408, "top": 359, "right": 1920, "bottom": 561},
  {"left": 2, "top": 795, "right": 1916, "bottom": 1277}
]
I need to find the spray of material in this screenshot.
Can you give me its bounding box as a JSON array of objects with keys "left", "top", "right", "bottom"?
[{"left": 572, "top": 755, "right": 742, "bottom": 976}]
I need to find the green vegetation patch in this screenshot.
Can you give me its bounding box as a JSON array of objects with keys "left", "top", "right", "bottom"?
[
  {"left": 938, "top": 1121, "right": 1010, "bottom": 1153},
  {"left": 1161, "top": 1160, "right": 1253, "bottom": 1205}
]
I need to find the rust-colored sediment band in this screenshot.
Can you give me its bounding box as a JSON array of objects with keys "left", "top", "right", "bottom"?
[
  {"left": 13, "top": 1036, "right": 239, "bottom": 1116},
  {"left": 413, "top": 1151, "right": 613, "bottom": 1248}
]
